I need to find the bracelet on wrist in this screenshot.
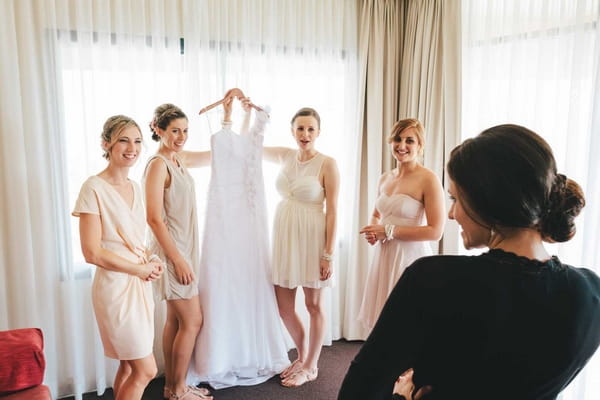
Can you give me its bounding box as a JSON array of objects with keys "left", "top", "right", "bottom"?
[
  {"left": 384, "top": 224, "right": 395, "bottom": 242},
  {"left": 321, "top": 252, "right": 333, "bottom": 262}
]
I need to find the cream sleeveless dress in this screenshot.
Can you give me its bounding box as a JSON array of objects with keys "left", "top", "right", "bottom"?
[
  {"left": 143, "top": 153, "right": 199, "bottom": 300},
  {"left": 72, "top": 176, "right": 155, "bottom": 360},
  {"left": 271, "top": 150, "right": 331, "bottom": 289},
  {"left": 357, "top": 192, "right": 432, "bottom": 330}
]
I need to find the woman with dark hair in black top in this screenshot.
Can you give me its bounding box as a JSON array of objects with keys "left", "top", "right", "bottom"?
[{"left": 338, "top": 124, "right": 600, "bottom": 400}]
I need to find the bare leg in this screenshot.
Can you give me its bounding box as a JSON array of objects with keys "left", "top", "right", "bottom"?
[
  {"left": 163, "top": 302, "right": 179, "bottom": 396},
  {"left": 169, "top": 295, "right": 204, "bottom": 397},
  {"left": 275, "top": 285, "right": 306, "bottom": 377},
  {"left": 282, "top": 287, "right": 324, "bottom": 387},
  {"left": 301, "top": 287, "right": 325, "bottom": 371},
  {"left": 115, "top": 354, "right": 157, "bottom": 400},
  {"left": 113, "top": 361, "right": 132, "bottom": 399}
]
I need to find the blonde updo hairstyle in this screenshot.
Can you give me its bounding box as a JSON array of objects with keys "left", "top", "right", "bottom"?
[
  {"left": 388, "top": 118, "right": 425, "bottom": 158},
  {"left": 101, "top": 115, "right": 142, "bottom": 160},
  {"left": 150, "top": 103, "right": 188, "bottom": 142}
]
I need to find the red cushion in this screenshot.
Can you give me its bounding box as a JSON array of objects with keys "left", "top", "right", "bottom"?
[
  {"left": 0, "top": 385, "right": 51, "bottom": 400},
  {"left": 0, "top": 328, "right": 46, "bottom": 395}
]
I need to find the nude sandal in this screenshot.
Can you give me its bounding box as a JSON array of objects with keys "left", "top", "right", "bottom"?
[
  {"left": 280, "top": 359, "right": 303, "bottom": 379},
  {"left": 169, "top": 386, "right": 213, "bottom": 399},
  {"left": 281, "top": 367, "right": 318, "bottom": 387}
]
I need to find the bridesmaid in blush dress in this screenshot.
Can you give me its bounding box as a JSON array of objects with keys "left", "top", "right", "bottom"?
[
  {"left": 358, "top": 119, "right": 446, "bottom": 332},
  {"left": 73, "top": 115, "right": 164, "bottom": 400}
]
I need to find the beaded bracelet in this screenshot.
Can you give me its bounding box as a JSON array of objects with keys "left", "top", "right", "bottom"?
[{"left": 321, "top": 252, "right": 333, "bottom": 262}]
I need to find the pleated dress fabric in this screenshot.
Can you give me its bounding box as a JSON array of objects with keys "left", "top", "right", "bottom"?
[{"left": 271, "top": 150, "right": 331, "bottom": 289}]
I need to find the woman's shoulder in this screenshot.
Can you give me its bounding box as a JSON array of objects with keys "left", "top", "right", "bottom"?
[
  {"left": 80, "top": 175, "right": 103, "bottom": 192},
  {"left": 415, "top": 164, "right": 442, "bottom": 185},
  {"left": 320, "top": 153, "right": 338, "bottom": 169},
  {"left": 562, "top": 263, "right": 600, "bottom": 291},
  {"left": 145, "top": 153, "right": 169, "bottom": 168},
  {"left": 407, "top": 254, "right": 475, "bottom": 271},
  {"left": 404, "top": 252, "right": 507, "bottom": 281},
  {"left": 317, "top": 151, "right": 336, "bottom": 164}
]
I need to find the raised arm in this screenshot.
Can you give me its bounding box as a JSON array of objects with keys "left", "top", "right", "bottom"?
[
  {"left": 179, "top": 150, "right": 211, "bottom": 168},
  {"left": 236, "top": 96, "right": 290, "bottom": 163},
  {"left": 79, "top": 213, "right": 162, "bottom": 281},
  {"left": 180, "top": 93, "right": 237, "bottom": 168}
]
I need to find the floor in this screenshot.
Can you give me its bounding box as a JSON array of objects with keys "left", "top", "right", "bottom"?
[{"left": 61, "top": 339, "right": 363, "bottom": 400}]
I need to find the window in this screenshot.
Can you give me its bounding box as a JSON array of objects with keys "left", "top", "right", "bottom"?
[{"left": 59, "top": 33, "right": 358, "bottom": 277}]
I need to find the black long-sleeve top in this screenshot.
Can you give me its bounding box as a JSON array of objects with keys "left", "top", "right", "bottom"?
[{"left": 338, "top": 249, "right": 600, "bottom": 400}]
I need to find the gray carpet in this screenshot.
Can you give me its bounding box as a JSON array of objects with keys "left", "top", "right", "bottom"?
[{"left": 64, "top": 339, "right": 362, "bottom": 400}]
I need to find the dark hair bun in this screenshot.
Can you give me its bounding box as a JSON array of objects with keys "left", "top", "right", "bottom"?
[
  {"left": 150, "top": 104, "right": 187, "bottom": 142},
  {"left": 540, "top": 174, "right": 585, "bottom": 242}
]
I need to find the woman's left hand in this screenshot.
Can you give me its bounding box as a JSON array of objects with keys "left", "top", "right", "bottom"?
[
  {"left": 320, "top": 258, "right": 332, "bottom": 281},
  {"left": 393, "top": 369, "right": 433, "bottom": 400},
  {"left": 360, "top": 224, "right": 385, "bottom": 244}
]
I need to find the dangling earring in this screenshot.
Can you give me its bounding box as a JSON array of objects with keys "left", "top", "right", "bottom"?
[{"left": 489, "top": 227, "right": 496, "bottom": 244}]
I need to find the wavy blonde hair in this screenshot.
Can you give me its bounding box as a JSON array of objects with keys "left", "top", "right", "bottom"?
[{"left": 101, "top": 115, "right": 141, "bottom": 160}]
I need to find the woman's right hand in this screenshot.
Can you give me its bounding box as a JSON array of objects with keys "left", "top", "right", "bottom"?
[
  {"left": 393, "top": 369, "right": 432, "bottom": 399},
  {"left": 360, "top": 225, "right": 382, "bottom": 246},
  {"left": 173, "top": 258, "right": 195, "bottom": 285},
  {"left": 364, "top": 231, "right": 378, "bottom": 246},
  {"left": 138, "top": 259, "right": 164, "bottom": 281},
  {"left": 240, "top": 96, "right": 252, "bottom": 113}
]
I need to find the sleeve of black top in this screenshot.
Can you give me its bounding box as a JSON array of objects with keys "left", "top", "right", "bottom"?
[{"left": 338, "top": 262, "right": 426, "bottom": 400}]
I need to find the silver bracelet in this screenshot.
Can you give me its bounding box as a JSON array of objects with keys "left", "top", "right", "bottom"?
[
  {"left": 321, "top": 252, "right": 333, "bottom": 262},
  {"left": 384, "top": 224, "right": 395, "bottom": 242}
]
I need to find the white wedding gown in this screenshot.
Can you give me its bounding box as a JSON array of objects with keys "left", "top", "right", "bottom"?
[{"left": 187, "top": 111, "right": 289, "bottom": 389}]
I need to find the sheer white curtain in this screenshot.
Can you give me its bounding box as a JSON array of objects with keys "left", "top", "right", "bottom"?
[
  {"left": 0, "top": 1, "right": 358, "bottom": 398},
  {"left": 461, "top": 0, "right": 600, "bottom": 398}
]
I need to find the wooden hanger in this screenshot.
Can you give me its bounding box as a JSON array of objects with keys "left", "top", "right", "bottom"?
[{"left": 198, "top": 88, "right": 264, "bottom": 115}]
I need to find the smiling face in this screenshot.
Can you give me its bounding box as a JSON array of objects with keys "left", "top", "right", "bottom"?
[
  {"left": 390, "top": 127, "right": 422, "bottom": 163},
  {"left": 448, "top": 178, "right": 491, "bottom": 249},
  {"left": 158, "top": 117, "right": 188, "bottom": 152},
  {"left": 104, "top": 125, "right": 142, "bottom": 167},
  {"left": 291, "top": 115, "right": 320, "bottom": 151}
]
